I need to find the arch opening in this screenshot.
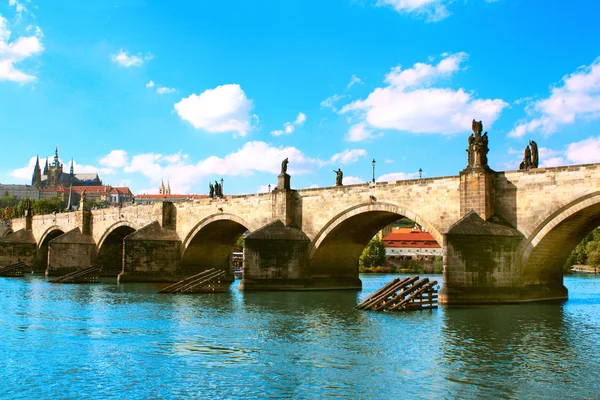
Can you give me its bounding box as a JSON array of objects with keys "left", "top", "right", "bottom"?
[
  {"left": 181, "top": 219, "right": 249, "bottom": 282},
  {"left": 38, "top": 229, "right": 64, "bottom": 271},
  {"left": 309, "top": 207, "right": 442, "bottom": 283},
  {"left": 523, "top": 200, "right": 600, "bottom": 284},
  {"left": 96, "top": 225, "right": 136, "bottom": 277}
]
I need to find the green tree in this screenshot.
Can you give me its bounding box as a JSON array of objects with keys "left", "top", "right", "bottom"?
[
  {"left": 359, "top": 238, "right": 387, "bottom": 269},
  {"left": 32, "top": 197, "right": 63, "bottom": 215}
]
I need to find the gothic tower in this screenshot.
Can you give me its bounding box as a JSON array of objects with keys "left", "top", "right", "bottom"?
[
  {"left": 47, "top": 147, "right": 64, "bottom": 188},
  {"left": 31, "top": 155, "right": 42, "bottom": 188}
]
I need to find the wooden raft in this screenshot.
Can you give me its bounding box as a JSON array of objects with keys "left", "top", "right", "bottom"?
[
  {"left": 0, "top": 261, "right": 26, "bottom": 277},
  {"left": 159, "top": 268, "right": 226, "bottom": 294},
  {"left": 50, "top": 266, "right": 101, "bottom": 283},
  {"left": 357, "top": 276, "right": 438, "bottom": 312}
]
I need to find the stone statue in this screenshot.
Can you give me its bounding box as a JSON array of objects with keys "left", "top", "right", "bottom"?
[
  {"left": 209, "top": 182, "right": 214, "bottom": 198},
  {"left": 281, "top": 158, "right": 288, "bottom": 175},
  {"left": 334, "top": 168, "right": 343, "bottom": 186},
  {"left": 214, "top": 181, "right": 221, "bottom": 198},
  {"left": 79, "top": 190, "right": 86, "bottom": 211},
  {"left": 520, "top": 145, "right": 532, "bottom": 170},
  {"left": 530, "top": 140, "right": 539, "bottom": 168},
  {"left": 466, "top": 119, "right": 489, "bottom": 169}
]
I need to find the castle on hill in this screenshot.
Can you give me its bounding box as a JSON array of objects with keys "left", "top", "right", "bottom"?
[{"left": 31, "top": 147, "right": 102, "bottom": 188}]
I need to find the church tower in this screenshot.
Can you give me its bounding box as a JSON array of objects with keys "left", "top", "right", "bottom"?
[
  {"left": 159, "top": 179, "right": 165, "bottom": 195},
  {"left": 31, "top": 155, "right": 42, "bottom": 188},
  {"left": 43, "top": 158, "right": 48, "bottom": 176},
  {"left": 166, "top": 181, "right": 171, "bottom": 195},
  {"left": 47, "top": 147, "right": 64, "bottom": 187}
]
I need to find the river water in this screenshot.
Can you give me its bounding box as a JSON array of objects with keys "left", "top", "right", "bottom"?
[{"left": 1, "top": 273, "right": 600, "bottom": 399}]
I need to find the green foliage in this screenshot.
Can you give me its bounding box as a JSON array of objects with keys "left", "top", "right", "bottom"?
[
  {"left": 359, "top": 238, "right": 387, "bottom": 269},
  {"left": 32, "top": 197, "right": 64, "bottom": 215},
  {"left": 564, "top": 227, "right": 600, "bottom": 272},
  {"left": 84, "top": 199, "right": 110, "bottom": 210},
  {"left": 0, "top": 194, "right": 18, "bottom": 209},
  {"left": 432, "top": 256, "right": 443, "bottom": 273},
  {"left": 234, "top": 234, "right": 245, "bottom": 250}
]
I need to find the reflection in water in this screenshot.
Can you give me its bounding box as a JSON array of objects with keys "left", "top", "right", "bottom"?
[{"left": 0, "top": 274, "right": 599, "bottom": 398}]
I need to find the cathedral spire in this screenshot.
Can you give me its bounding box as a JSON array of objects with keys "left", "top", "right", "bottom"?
[
  {"left": 43, "top": 158, "right": 48, "bottom": 175},
  {"left": 167, "top": 180, "right": 171, "bottom": 195},
  {"left": 32, "top": 155, "right": 42, "bottom": 187},
  {"left": 53, "top": 146, "right": 60, "bottom": 166},
  {"left": 159, "top": 179, "right": 165, "bottom": 195}
]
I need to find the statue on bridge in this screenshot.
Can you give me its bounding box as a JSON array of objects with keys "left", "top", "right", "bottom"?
[
  {"left": 281, "top": 158, "right": 289, "bottom": 175},
  {"left": 334, "top": 168, "right": 343, "bottom": 186},
  {"left": 79, "top": 190, "right": 86, "bottom": 211},
  {"left": 519, "top": 145, "right": 532, "bottom": 170},
  {"left": 214, "top": 180, "right": 223, "bottom": 198},
  {"left": 466, "top": 119, "right": 489, "bottom": 169},
  {"left": 209, "top": 182, "right": 215, "bottom": 198},
  {"left": 530, "top": 140, "right": 539, "bottom": 168}
]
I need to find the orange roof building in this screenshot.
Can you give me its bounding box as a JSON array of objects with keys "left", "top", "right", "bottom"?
[{"left": 382, "top": 225, "right": 442, "bottom": 259}]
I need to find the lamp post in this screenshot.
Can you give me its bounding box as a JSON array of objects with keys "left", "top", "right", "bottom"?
[
  {"left": 221, "top": 178, "right": 224, "bottom": 196},
  {"left": 372, "top": 159, "right": 376, "bottom": 183},
  {"left": 419, "top": 168, "right": 422, "bottom": 179},
  {"left": 268, "top": 184, "right": 271, "bottom": 193}
]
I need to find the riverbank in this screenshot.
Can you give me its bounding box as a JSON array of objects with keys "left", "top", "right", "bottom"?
[{"left": 571, "top": 265, "right": 600, "bottom": 274}]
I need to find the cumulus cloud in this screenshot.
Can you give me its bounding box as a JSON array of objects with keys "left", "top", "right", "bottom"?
[
  {"left": 347, "top": 123, "right": 382, "bottom": 142},
  {"left": 175, "top": 84, "right": 254, "bottom": 137},
  {"left": 99, "top": 150, "right": 128, "bottom": 168},
  {"left": 329, "top": 149, "right": 367, "bottom": 164},
  {"left": 111, "top": 49, "right": 145, "bottom": 67},
  {"left": 341, "top": 53, "right": 507, "bottom": 139},
  {"left": 271, "top": 112, "right": 307, "bottom": 136},
  {"left": 376, "top": 0, "right": 450, "bottom": 22},
  {"left": 509, "top": 58, "right": 600, "bottom": 138},
  {"left": 0, "top": 14, "right": 43, "bottom": 83},
  {"left": 565, "top": 137, "right": 600, "bottom": 164},
  {"left": 343, "top": 176, "right": 365, "bottom": 185},
  {"left": 377, "top": 171, "right": 420, "bottom": 182},
  {"left": 257, "top": 183, "right": 276, "bottom": 193},
  {"left": 146, "top": 80, "right": 155, "bottom": 88}
]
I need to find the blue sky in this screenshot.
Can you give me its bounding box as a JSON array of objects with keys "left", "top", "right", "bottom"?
[{"left": 1, "top": 0, "right": 600, "bottom": 194}]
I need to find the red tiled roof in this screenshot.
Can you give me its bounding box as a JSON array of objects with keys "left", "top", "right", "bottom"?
[{"left": 383, "top": 229, "right": 440, "bottom": 248}]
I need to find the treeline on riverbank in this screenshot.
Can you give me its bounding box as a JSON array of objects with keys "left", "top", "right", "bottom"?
[
  {"left": 564, "top": 227, "right": 600, "bottom": 273},
  {"left": 358, "top": 238, "right": 443, "bottom": 274},
  {"left": 0, "top": 193, "right": 110, "bottom": 221}
]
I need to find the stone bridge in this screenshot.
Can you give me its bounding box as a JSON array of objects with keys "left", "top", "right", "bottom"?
[{"left": 3, "top": 162, "right": 600, "bottom": 304}]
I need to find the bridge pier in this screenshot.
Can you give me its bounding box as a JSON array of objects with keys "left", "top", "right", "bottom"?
[
  {"left": 46, "top": 227, "right": 97, "bottom": 276},
  {"left": 0, "top": 230, "right": 37, "bottom": 268},
  {"left": 119, "top": 221, "right": 183, "bottom": 282}
]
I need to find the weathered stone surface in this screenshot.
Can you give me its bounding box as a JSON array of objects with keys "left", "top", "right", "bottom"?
[
  {"left": 47, "top": 228, "right": 96, "bottom": 276},
  {"left": 119, "top": 221, "right": 182, "bottom": 282},
  {"left": 0, "top": 229, "right": 36, "bottom": 267}
]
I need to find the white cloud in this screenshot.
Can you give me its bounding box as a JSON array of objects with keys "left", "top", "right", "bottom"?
[
  {"left": 99, "top": 150, "right": 128, "bottom": 168},
  {"left": 10, "top": 156, "right": 37, "bottom": 180},
  {"left": 294, "top": 112, "right": 307, "bottom": 125},
  {"left": 347, "top": 74, "right": 362, "bottom": 89},
  {"left": 308, "top": 183, "right": 320, "bottom": 189},
  {"left": 565, "top": 137, "right": 600, "bottom": 164},
  {"left": 73, "top": 162, "right": 115, "bottom": 176},
  {"left": 0, "top": 15, "right": 43, "bottom": 83},
  {"left": 385, "top": 158, "right": 395, "bottom": 163},
  {"left": 347, "top": 123, "right": 382, "bottom": 141},
  {"left": 321, "top": 94, "right": 345, "bottom": 111},
  {"left": 377, "top": 171, "right": 420, "bottom": 182},
  {"left": 343, "top": 176, "right": 365, "bottom": 185},
  {"left": 329, "top": 149, "right": 367, "bottom": 164},
  {"left": 376, "top": 0, "right": 450, "bottom": 22},
  {"left": 157, "top": 86, "right": 176, "bottom": 95},
  {"left": 270, "top": 112, "right": 307, "bottom": 136},
  {"left": 111, "top": 50, "right": 144, "bottom": 67},
  {"left": 509, "top": 58, "right": 600, "bottom": 138},
  {"left": 146, "top": 80, "right": 155, "bottom": 88},
  {"left": 341, "top": 53, "right": 507, "bottom": 138},
  {"left": 174, "top": 84, "right": 254, "bottom": 137}
]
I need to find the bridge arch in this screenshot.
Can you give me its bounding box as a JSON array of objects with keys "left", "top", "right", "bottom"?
[
  {"left": 181, "top": 213, "right": 252, "bottom": 280},
  {"left": 521, "top": 191, "right": 600, "bottom": 282},
  {"left": 96, "top": 221, "right": 136, "bottom": 277},
  {"left": 308, "top": 202, "right": 443, "bottom": 281},
  {"left": 37, "top": 225, "right": 66, "bottom": 271}
]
